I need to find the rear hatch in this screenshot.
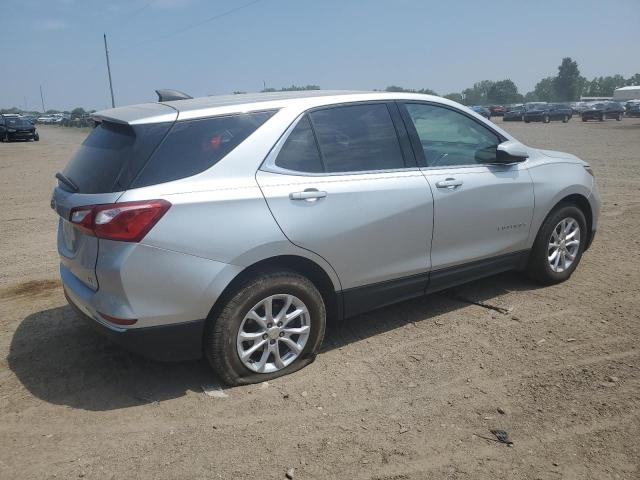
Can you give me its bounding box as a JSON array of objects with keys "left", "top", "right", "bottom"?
[{"left": 52, "top": 105, "right": 176, "bottom": 290}]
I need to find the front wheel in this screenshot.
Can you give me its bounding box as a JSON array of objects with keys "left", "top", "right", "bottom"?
[
  {"left": 526, "top": 205, "right": 587, "bottom": 285},
  {"left": 562, "top": 115, "right": 569, "bottom": 123},
  {"left": 616, "top": 113, "right": 622, "bottom": 121},
  {"left": 34, "top": 133, "right": 39, "bottom": 141},
  {"left": 205, "top": 270, "right": 326, "bottom": 386},
  {"left": 543, "top": 115, "right": 550, "bottom": 123},
  {"left": 599, "top": 114, "right": 605, "bottom": 121}
]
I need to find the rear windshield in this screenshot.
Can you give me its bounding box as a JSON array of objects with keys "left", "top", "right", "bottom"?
[
  {"left": 61, "top": 110, "right": 275, "bottom": 193},
  {"left": 62, "top": 121, "right": 172, "bottom": 193},
  {"left": 131, "top": 110, "right": 276, "bottom": 188}
]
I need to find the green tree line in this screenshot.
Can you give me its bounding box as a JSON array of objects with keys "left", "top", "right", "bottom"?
[{"left": 381, "top": 58, "right": 639, "bottom": 105}]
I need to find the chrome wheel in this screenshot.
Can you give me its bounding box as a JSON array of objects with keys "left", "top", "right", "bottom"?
[
  {"left": 236, "top": 294, "right": 311, "bottom": 373},
  {"left": 548, "top": 217, "right": 581, "bottom": 273}
]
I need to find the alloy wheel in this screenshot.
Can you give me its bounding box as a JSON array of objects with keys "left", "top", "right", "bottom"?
[
  {"left": 236, "top": 294, "right": 311, "bottom": 373},
  {"left": 548, "top": 217, "right": 581, "bottom": 273}
]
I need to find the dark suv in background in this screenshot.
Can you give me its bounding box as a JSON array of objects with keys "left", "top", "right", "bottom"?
[
  {"left": 581, "top": 102, "right": 624, "bottom": 121},
  {"left": 524, "top": 104, "right": 573, "bottom": 123},
  {"left": 0, "top": 114, "right": 39, "bottom": 142}
]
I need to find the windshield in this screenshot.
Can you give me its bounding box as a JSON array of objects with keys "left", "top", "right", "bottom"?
[
  {"left": 4, "top": 117, "right": 31, "bottom": 127},
  {"left": 592, "top": 103, "right": 604, "bottom": 108}
]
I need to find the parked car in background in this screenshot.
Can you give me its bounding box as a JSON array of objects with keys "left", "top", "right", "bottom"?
[
  {"left": 524, "top": 103, "right": 573, "bottom": 123},
  {"left": 581, "top": 102, "right": 624, "bottom": 121},
  {"left": 503, "top": 104, "right": 525, "bottom": 121},
  {"left": 470, "top": 105, "right": 491, "bottom": 119},
  {"left": 0, "top": 114, "right": 39, "bottom": 141},
  {"left": 489, "top": 105, "right": 505, "bottom": 116},
  {"left": 51, "top": 90, "right": 600, "bottom": 385},
  {"left": 625, "top": 101, "right": 640, "bottom": 117}
]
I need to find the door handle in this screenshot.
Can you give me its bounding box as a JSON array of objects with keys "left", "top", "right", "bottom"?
[
  {"left": 289, "top": 189, "right": 327, "bottom": 201},
  {"left": 435, "top": 178, "right": 463, "bottom": 189}
]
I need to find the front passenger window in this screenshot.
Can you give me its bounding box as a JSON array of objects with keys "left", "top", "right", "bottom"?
[{"left": 404, "top": 103, "right": 500, "bottom": 167}]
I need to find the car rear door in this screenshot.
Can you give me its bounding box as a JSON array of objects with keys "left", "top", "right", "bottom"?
[
  {"left": 257, "top": 102, "right": 434, "bottom": 317},
  {"left": 398, "top": 101, "right": 534, "bottom": 290}
]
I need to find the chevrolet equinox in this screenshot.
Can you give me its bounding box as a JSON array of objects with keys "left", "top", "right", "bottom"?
[{"left": 52, "top": 91, "right": 600, "bottom": 385}]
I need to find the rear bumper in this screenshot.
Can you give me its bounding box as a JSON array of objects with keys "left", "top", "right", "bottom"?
[{"left": 65, "top": 288, "right": 204, "bottom": 361}]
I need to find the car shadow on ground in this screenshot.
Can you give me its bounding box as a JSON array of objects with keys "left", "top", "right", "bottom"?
[{"left": 8, "top": 271, "right": 541, "bottom": 412}]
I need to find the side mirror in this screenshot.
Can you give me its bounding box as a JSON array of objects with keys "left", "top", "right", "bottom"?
[{"left": 494, "top": 140, "right": 529, "bottom": 164}]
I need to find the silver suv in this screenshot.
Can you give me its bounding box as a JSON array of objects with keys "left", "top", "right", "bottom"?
[{"left": 52, "top": 91, "right": 600, "bottom": 385}]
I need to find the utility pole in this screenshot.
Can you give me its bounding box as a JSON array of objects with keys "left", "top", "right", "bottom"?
[
  {"left": 39, "top": 85, "right": 45, "bottom": 113},
  {"left": 103, "top": 33, "right": 116, "bottom": 108}
]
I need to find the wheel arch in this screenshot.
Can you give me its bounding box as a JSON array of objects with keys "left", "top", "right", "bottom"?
[
  {"left": 547, "top": 193, "right": 594, "bottom": 250},
  {"left": 205, "top": 255, "right": 342, "bottom": 336}
]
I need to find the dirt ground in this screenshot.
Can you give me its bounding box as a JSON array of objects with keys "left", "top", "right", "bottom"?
[{"left": 1, "top": 119, "right": 638, "bottom": 479}]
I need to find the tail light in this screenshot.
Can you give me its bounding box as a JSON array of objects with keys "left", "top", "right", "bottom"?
[{"left": 69, "top": 200, "right": 171, "bottom": 242}]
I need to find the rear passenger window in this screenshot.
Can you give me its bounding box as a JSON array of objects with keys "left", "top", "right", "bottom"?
[
  {"left": 275, "top": 116, "right": 323, "bottom": 173},
  {"left": 133, "top": 110, "right": 275, "bottom": 188},
  {"left": 309, "top": 104, "right": 405, "bottom": 172}
]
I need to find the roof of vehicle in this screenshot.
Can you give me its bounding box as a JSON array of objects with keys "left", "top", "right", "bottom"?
[
  {"left": 90, "top": 89, "right": 516, "bottom": 142},
  {"left": 92, "top": 90, "right": 475, "bottom": 125}
]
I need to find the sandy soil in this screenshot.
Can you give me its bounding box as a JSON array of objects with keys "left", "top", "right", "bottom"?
[{"left": 1, "top": 120, "right": 639, "bottom": 479}]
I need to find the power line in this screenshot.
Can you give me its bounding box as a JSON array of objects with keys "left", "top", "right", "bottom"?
[{"left": 131, "top": 0, "right": 267, "bottom": 47}]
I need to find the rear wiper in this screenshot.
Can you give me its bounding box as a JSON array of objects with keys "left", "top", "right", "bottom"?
[{"left": 55, "top": 172, "right": 79, "bottom": 192}]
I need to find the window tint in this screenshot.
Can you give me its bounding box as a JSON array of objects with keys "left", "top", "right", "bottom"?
[
  {"left": 404, "top": 103, "right": 500, "bottom": 167},
  {"left": 309, "top": 104, "right": 404, "bottom": 172},
  {"left": 133, "top": 111, "right": 275, "bottom": 188},
  {"left": 62, "top": 121, "right": 172, "bottom": 193},
  {"left": 275, "top": 115, "right": 323, "bottom": 173}
]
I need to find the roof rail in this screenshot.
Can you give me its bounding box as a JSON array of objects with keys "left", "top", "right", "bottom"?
[{"left": 155, "top": 89, "right": 193, "bottom": 102}]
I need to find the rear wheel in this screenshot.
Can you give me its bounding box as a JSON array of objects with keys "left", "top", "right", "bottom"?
[
  {"left": 581, "top": 116, "right": 587, "bottom": 122},
  {"left": 526, "top": 204, "right": 587, "bottom": 285},
  {"left": 543, "top": 115, "right": 550, "bottom": 123},
  {"left": 616, "top": 113, "right": 622, "bottom": 121},
  {"left": 599, "top": 114, "right": 605, "bottom": 121},
  {"left": 562, "top": 115, "right": 569, "bottom": 123},
  {"left": 204, "top": 270, "right": 326, "bottom": 386}
]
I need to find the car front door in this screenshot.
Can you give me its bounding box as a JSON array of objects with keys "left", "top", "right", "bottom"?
[
  {"left": 257, "top": 102, "right": 434, "bottom": 317},
  {"left": 399, "top": 102, "right": 535, "bottom": 291}
]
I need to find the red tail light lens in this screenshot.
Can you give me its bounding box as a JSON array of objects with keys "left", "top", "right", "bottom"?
[{"left": 69, "top": 200, "right": 171, "bottom": 242}]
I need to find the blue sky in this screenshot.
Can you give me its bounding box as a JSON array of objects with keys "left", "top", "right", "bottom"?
[{"left": 2, "top": 0, "right": 638, "bottom": 111}]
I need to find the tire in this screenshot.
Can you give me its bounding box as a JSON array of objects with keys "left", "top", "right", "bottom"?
[
  {"left": 562, "top": 115, "right": 569, "bottom": 123},
  {"left": 543, "top": 115, "right": 550, "bottom": 123},
  {"left": 616, "top": 113, "right": 622, "bottom": 121},
  {"left": 204, "top": 270, "right": 326, "bottom": 386},
  {"left": 34, "top": 133, "right": 39, "bottom": 141},
  {"left": 524, "top": 119, "right": 530, "bottom": 123},
  {"left": 526, "top": 204, "right": 587, "bottom": 285},
  {"left": 599, "top": 114, "right": 604, "bottom": 121}
]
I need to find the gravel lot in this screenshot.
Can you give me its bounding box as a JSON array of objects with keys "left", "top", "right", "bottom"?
[{"left": 1, "top": 119, "right": 639, "bottom": 479}]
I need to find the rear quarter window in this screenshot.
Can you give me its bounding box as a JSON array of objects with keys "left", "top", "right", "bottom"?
[{"left": 132, "top": 110, "right": 276, "bottom": 188}]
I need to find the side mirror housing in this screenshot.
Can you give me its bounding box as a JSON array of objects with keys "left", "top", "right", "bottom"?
[{"left": 495, "top": 140, "right": 529, "bottom": 164}]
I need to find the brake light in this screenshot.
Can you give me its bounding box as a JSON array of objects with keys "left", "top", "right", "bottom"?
[{"left": 69, "top": 200, "right": 171, "bottom": 242}]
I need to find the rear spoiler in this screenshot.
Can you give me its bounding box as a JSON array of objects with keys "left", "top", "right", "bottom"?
[{"left": 156, "top": 89, "right": 193, "bottom": 102}]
